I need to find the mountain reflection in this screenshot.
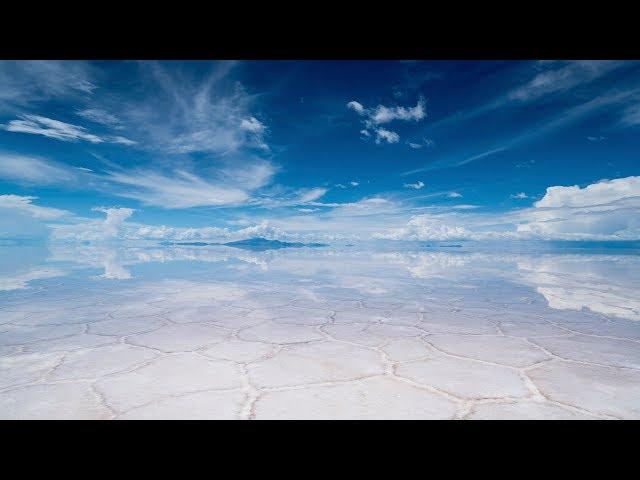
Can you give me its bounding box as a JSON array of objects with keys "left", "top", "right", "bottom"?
[{"left": 1, "top": 243, "right": 637, "bottom": 321}]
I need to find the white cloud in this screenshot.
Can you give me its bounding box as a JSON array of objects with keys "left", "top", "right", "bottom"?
[
  {"left": 408, "top": 142, "right": 422, "bottom": 149},
  {"left": 92, "top": 207, "right": 135, "bottom": 238},
  {"left": 124, "top": 219, "right": 287, "bottom": 244},
  {"left": 511, "top": 192, "right": 529, "bottom": 199},
  {"left": 296, "top": 188, "right": 327, "bottom": 203},
  {"left": 76, "top": 108, "right": 122, "bottom": 128},
  {"left": 0, "top": 153, "right": 79, "bottom": 185},
  {"left": 109, "top": 135, "right": 137, "bottom": 145},
  {"left": 512, "top": 177, "right": 640, "bottom": 240},
  {"left": 123, "top": 61, "right": 268, "bottom": 155},
  {"left": 374, "top": 215, "right": 475, "bottom": 241},
  {"left": 404, "top": 181, "right": 425, "bottom": 190},
  {"left": 50, "top": 207, "right": 134, "bottom": 242},
  {"left": 347, "top": 101, "right": 365, "bottom": 114},
  {"left": 1, "top": 115, "right": 104, "bottom": 143},
  {"left": 240, "top": 116, "right": 269, "bottom": 151},
  {"left": 508, "top": 61, "right": 622, "bottom": 102},
  {"left": 1, "top": 115, "right": 136, "bottom": 145},
  {"left": 0, "top": 268, "right": 65, "bottom": 291},
  {"left": 535, "top": 177, "right": 640, "bottom": 208},
  {"left": 324, "top": 197, "right": 400, "bottom": 217},
  {"left": 350, "top": 181, "right": 359, "bottom": 187},
  {"left": 620, "top": 103, "right": 640, "bottom": 127},
  {"left": 447, "top": 192, "right": 462, "bottom": 198},
  {"left": 0, "top": 61, "right": 96, "bottom": 110},
  {"left": 104, "top": 169, "right": 252, "bottom": 209},
  {"left": 0, "top": 195, "right": 70, "bottom": 219},
  {"left": 377, "top": 176, "right": 640, "bottom": 242},
  {"left": 240, "top": 116, "right": 266, "bottom": 133},
  {"left": 369, "top": 98, "right": 426, "bottom": 124},
  {"left": 347, "top": 98, "right": 427, "bottom": 145},
  {"left": 374, "top": 128, "right": 399, "bottom": 144}
]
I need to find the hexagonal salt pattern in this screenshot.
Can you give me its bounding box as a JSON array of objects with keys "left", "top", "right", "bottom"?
[{"left": 1, "top": 248, "right": 639, "bottom": 419}]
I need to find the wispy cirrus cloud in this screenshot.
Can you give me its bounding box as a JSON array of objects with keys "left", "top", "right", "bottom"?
[
  {"left": 0, "top": 151, "right": 278, "bottom": 209},
  {"left": 0, "top": 60, "right": 96, "bottom": 111},
  {"left": 620, "top": 103, "right": 640, "bottom": 127},
  {"left": 0, "top": 114, "right": 136, "bottom": 145},
  {"left": 507, "top": 61, "right": 624, "bottom": 102},
  {"left": 405, "top": 86, "right": 640, "bottom": 175},
  {"left": 104, "top": 168, "right": 258, "bottom": 209},
  {"left": 0, "top": 153, "right": 81, "bottom": 185},
  {"left": 422, "top": 61, "right": 629, "bottom": 135},
  {"left": 76, "top": 108, "right": 123, "bottom": 128},
  {"left": 119, "top": 61, "right": 269, "bottom": 155},
  {"left": 0, "top": 195, "right": 71, "bottom": 219}
]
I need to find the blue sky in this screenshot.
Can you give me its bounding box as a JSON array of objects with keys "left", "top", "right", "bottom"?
[{"left": 1, "top": 60, "right": 639, "bottom": 242}]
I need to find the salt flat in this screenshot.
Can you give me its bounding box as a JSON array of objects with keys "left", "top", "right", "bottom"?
[{"left": 1, "top": 243, "right": 639, "bottom": 419}]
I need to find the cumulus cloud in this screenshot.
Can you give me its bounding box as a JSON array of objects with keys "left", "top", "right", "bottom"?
[
  {"left": 535, "top": 177, "right": 640, "bottom": 208},
  {"left": 347, "top": 97, "right": 426, "bottom": 144},
  {"left": 369, "top": 99, "right": 426, "bottom": 124},
  {"left": 126, "top": 219, "right": 287, "bottom": 243},
  {"left": 92, "top": 207, "right": 135, "bottom": 238},
  {"left": 347, "top": 101, "right": 365, "bottom": 114},
  {"left": 374, "top": 215, "right": 475, "bottom": 241},
  {"left": 50, "top": 207, "right": 134, "bottom": 242},
  {"left": 513, "top": 177, "right": 640, "bottom": 240},
  {"left": 374, "top": 128, "right": 399, "bottom": 144},
  {"left": 511, "top": 192, "right": 529, "bottom": 199},
  {"left": 350, "top": 181, "right": 359, "bottom": 187},
  {"left": 377, "top": 176, "right": 640, "bottom": 242},
  {"left": 447, "top": 192, "right": 462, "bottom": 198},
  {"left": 404, "top": 181, "right": 425, "bottom": 190}
]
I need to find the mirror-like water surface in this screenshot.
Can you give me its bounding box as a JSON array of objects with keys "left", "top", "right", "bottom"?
[{"left": 1, "top": 243, "right": 639, "bottom": 419}]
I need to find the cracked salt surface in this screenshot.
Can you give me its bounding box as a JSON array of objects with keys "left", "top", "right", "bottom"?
[{"left": 1, "top": 243, "right": 639, "bottom": 419}]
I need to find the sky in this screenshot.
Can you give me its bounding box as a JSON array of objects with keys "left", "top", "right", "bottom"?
[{"left": 1, "top": 60, "right": 639, "bottom": 243}]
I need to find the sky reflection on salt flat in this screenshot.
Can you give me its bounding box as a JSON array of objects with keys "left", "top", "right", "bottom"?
[{"left": 2, "top": 242, "right": 639, "bottom": 322}]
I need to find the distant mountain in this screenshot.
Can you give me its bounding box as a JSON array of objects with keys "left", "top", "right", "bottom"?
[
  {"left": 159, "top": 238, "right": 328, "bottom": 251},
  {"left": 159, "top": 241, "right": 213, "bottom": 246},
  {"left": 224, "top": 238, "right": 328, "bottom": 251}
]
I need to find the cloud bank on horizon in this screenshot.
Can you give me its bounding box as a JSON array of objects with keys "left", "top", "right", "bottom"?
[{"left": 1, "top": 60, "right": 639, "bottom": 243}]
